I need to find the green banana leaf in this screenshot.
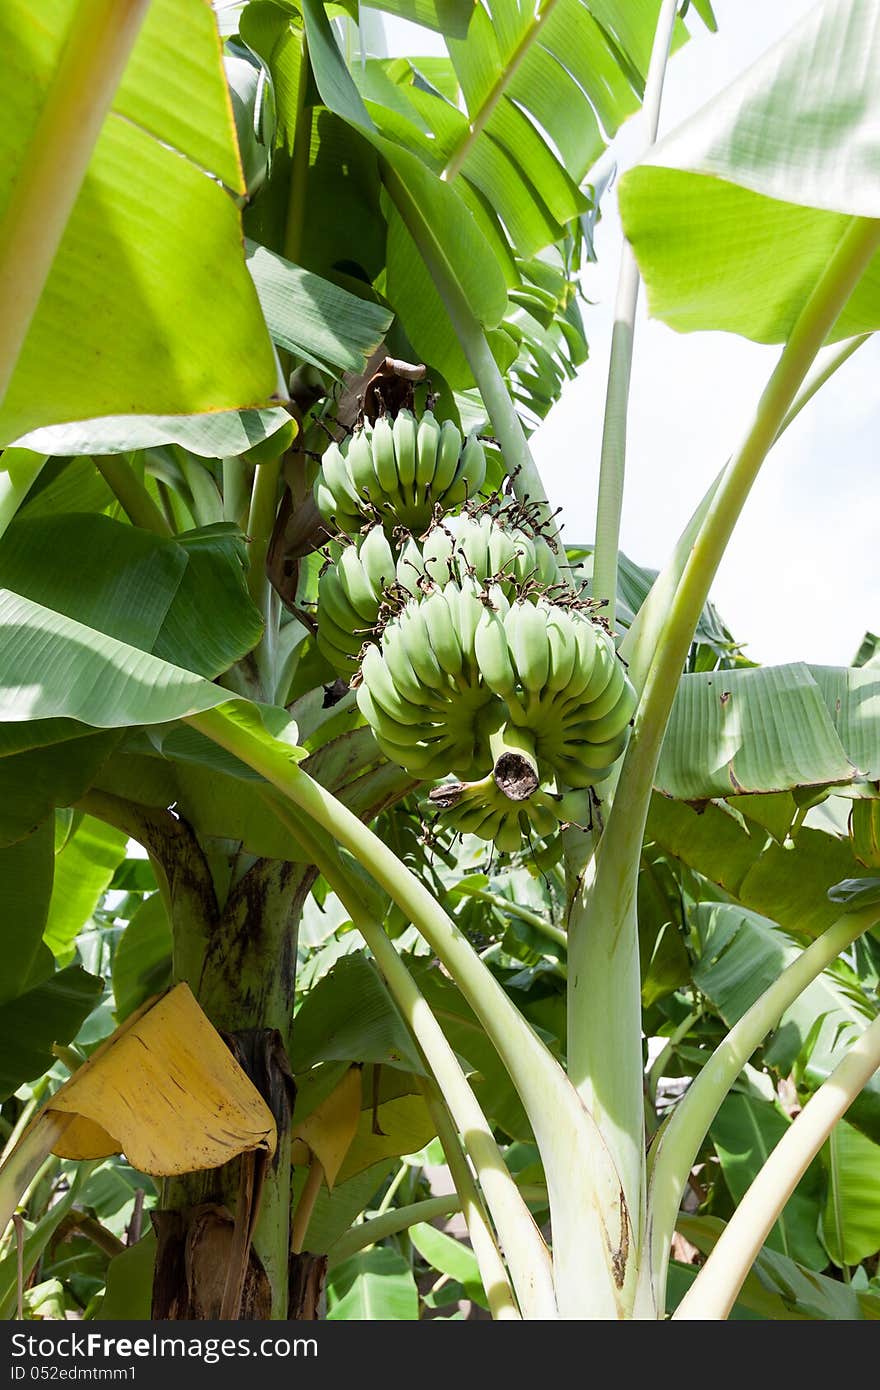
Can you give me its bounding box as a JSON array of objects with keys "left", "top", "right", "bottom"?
[
  {"left": 656, "top": 663, "right": 880, "bottom": 801},
  {"left": 0, "top": 512, "right": 262, "bottom": 679},
  {"left": 1, "top": 0, "right": 277, "bottom": 443},
  {"left": 111, "top": 893, "right": 173, "bottom": 1023},
  {"left": 292, "top": 1159, "right": 395, "bottom": 1257},
  {"left": 0, "top": 821, "right": 54, "bottom": 1003},
  {"left": 678, "top": 1214, "right": 880, "bottom": 1320},
  {"left": 821, "top": 1121, "right": 880, "bottom": 1267},
  {"left": 326, "top": 1248, "right": 418, "bottom": 1320},
  {"left": 710, "top": 1091, "right": 826, "bottom": 1269},
  {"left": 285, "top": 0, "right": 709, "bottom": 388},
  {"left": 99, "top": 1233, "right": 157, "bottom": 1321},
  {"left": 290, "top": 952, "right": 424, "bottom": 1074},
  {"left": 0, "top": 964, "right": 102, "bottom": 1098},
  {"left": 409, "top": 1222, "right": 488, "bottom": 1309},
  {"left": 43, "top": 816, "right": 127, "bottom": 959},
  {"left": 620, "top": 0, "right": 880, "bottom": 342},
  {"left": 647, "top": 796, "right": 868, "bottom": 940},
  {"left": 244, "top": 240, "right": 393, "bottom": 375},
  {"left": 12, "top": 408, "right": 292, "bottom": 460},
  {"left": 691, "top": 901, "right": 880, "bottom": 1142}
]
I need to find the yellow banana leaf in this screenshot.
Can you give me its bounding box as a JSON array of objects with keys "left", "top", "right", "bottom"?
[
  {"left": 1, "top": 984, "right": 276, "bottom": 1236},
  {"left": 291, "top": 1064, "right": 362, "bottom": 1190}
]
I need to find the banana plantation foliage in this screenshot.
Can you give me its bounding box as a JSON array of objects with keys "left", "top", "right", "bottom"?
[{"left": 1, "top": 0, "right": 880, "bottom": 1326}]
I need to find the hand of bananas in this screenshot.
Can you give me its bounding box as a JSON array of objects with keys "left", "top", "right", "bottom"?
[
  {"left": 314, "top": 409, "right": 486, "bottom": 536},
  {"left": 312, "top": 405, "right": 637, "bottom": 854}
]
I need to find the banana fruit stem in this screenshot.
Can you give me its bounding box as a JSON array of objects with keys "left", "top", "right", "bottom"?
[{"left": 490, "top": 724, "right": 539, "bottom": 802}]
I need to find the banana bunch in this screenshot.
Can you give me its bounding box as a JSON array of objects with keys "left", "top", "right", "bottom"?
[
  {"left": 428, "top": 778, "right": 587, "bottom": 853},
  {"left": 315, "top": 526, "right": 396, "bottom": 675},
  {"left": 395, "top": 511, "right": 558, "bottom": 595},
  {"left": 314, "top": 411, "right": 486, "bottom": 535},
  {"left": 354, "top": 581, "right": 504, "bottom": 781},
  {"left": 429, "top": 776, "right": 543, "bottom": 854},
  {"left": 474, "top": 595, "right": 638, "bottom": 789}
]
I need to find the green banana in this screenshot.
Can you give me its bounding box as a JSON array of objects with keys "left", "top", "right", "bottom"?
[
  {"left": 421, "top": 588, "right": 464, "bottom": 673},
  {"left": 397, "top": 604, "right": 448, "bottom": 691},
  {"left": 414, "top": 411, "right": 441, "bottom": 494},
  {"left": 347, "top": 429, "right": 379, "bottom": 502},
  {"left": 487, "top": 520, "right": 518, "bottom": 578},
  {"left": 432, "top": 419, "right": 463, "bottom": 498},
  {"left": 494, "top": 816, "right": 524, "bottom": 854},
  {"left": 314, "top": 480, "right": 359, "bottom": 533},
  {"left": 581, "top": 656, "right": 627, "bottom": 721},
  {"left": 319, "top": 439, "right": 361, "bottom": 513},
  {"left": 359, "top": 645, "right": 435, "bottom": 725},
  {"left": 395, "top": 536, "right": 425, "bottom": 596},
  {"left": 577, "top": 629, "right": 618, "bottom": 705},
  {"left": 419, "top": 524, "right": 456, "bottom": 587},
  {"left": 521, "top": 797, "right": 559, "bottom": 839},
  {"left": 393, "top": 410, "right": 418, "bottom": 495},
  {"left": 505, "top": 599, "right": 550, "bottom": 694},
  {"left": 356, "top": 683, "right": 438, "bottom": 749},
  {"left": 544, "top": 605, "right": 578, "bottom": 694},
  {"left": 317, "top": 564, "right": 367, "bottom": 639},
  {"left": 443, "top": 434, "right": 485, "bottom": 506},
  {"left": 474, "top": 602, "right": 517, "bottom": 699},
  {"left": 358, "top": 524, "right": 396, "bottom": 595},
  {"left": 316, "top": 629, "right": 359, "bottom": 677},
  {"left": 336, "top": 543, "right": 382, "bottom": 625},
  {"left": 371, "top": 416, "right": 399, "bottom": 500},
  {"left": 568, "top": 677, "right": 637, "bottom": 744}
]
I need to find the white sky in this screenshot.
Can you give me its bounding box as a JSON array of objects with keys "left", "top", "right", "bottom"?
[{"left": 381, "top": 1, "right": 879, "bottom": 665}]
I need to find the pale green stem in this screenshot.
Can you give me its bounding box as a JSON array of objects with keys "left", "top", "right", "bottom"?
[
  {"left": 282, "top": 33, "right": 312, "bottom": 270},
  {"left": 0, "top": 451, "right": 46, "bottom": 540},
  {"left": 464, "top": 887, "right": 567, "bottom": 951},
  {"left": 777, "top": 333, "right": 870, "bottom": 437},
  {"left": 259, "top": 793, "right": 555, "bottom": 1317},
  {"left": 290, "top": 1153, "right": 323, "bottom": 1255},
  {"left": 376, "top": 1159, "right": 409, "bottom": 1216},
  {"left": 441, "top": 0, "right": 562, "bottom": 182},
  {"left": 380, "top": 165, "right": 559, "bottom": 551},
  {"left": 0, "top": 1079, "right": 48, "bottom": 1167},
  {"left": 246, "top": 454, "right": 283, "bottom": 606},
  {"left": 0, "top": 0, "right": 153, "bottom": 405},
  {"left": 197, "top": 724, "right": 625, "bottom": 1318},
  {"left": 176, "top": 451, "right": 223, "bottom": 527},
  {"left": 591, "top": 0, "right": 678, "bottom": 623},
  {"left": 674, "top": 1009, "right": 880, "bottom": 1320},
  {"left": 93, "top": 454, "right": 172, "bottom": 535},
  {"left": 647, "top": 1009, "right": 702, "bottom": 1105},
  {"left": 51, "top": 1044, "right": 86, "bottom": 1074},
  {"left": 328, "top": 1195, "right": 461, "bottom": 1263},
  {"left": 646, "top": 907, "right": 878, "bottom": 1312},
  {"left": 222, "top": 456, "right": 250, "bottom": 525},
  {"left": 567, "top": 215, "right": 880, "bottom": 1307},
  {"left": 419, "top": 1079, "right": 520, "bottom": 1320},
  {"left": 0, "top": 1113, "right": 72, "bottom": 1239},
  {"left": 827, "top": 1129, "right": 849, "bottom": 1282}
]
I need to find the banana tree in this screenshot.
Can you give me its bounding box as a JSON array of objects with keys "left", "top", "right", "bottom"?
[{"left": 1, "top": 0, "right": 880, "bottom": 1322}]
